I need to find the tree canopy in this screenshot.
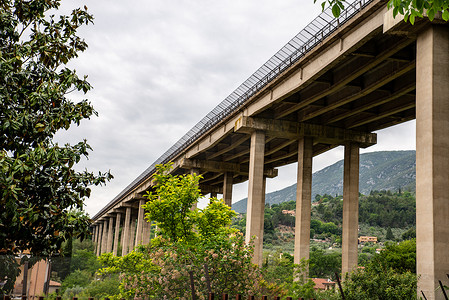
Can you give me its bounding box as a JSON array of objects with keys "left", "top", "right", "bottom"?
[
  {"left": 318, "top": 0, "right": 449, "bottom": 23},
  {"left": 99, "top": 163, "right": 262, "bottom": 299},
  {"left": 0, "top": 0, "right": 112, "bottom": 258}
]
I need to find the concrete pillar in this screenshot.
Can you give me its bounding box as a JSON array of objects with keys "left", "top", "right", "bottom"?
[
  {"left": 190, "top": 168, "right": 200, "bottom": 209},
  {"left": 106, "top": 216, "right": 114, "bottom": 253},
  {"left": 101, "top": 219, "right": 108, "bottom": 254},
  {"left": 93, "top": 224, "right": 98, "bottom": 245},
  {"left": 128, "top": 216, "right": 137, "bottom": 252},
  {"left": 245, "top": 130, "right": 265, "bottom": 266},
  {"left": 223, "top": 172, "right": 233, "bottom": 207},
  {"left": 341, "top": 142, "right": 360, "bottom": 276},
  {"left": 96, "top": 222, "right": 103, "bottom": 256},
  {"left": 416, "top": 24, "right": 449, "bottom": 300},
  {"left": 93, "top": 224, "right": 98, "bottom": 255},
  {"left": 121, "top": 207, "right": 131, "bottom": 256},
  {"left": 293, "top": 137, "right": 313, "bottom": 273},
  {"left": 258, "top": 177, "right": 266, "bottom": 264},
  {"left": 113, "top": 212, "right": 121, "bottom": 256},
  {"left": 95, "top": 225, "right": 100, "bottom": 245},
  {"left": 135, "top": 199, "right": 146, "bottom": 246},
  {"left": 91, "top": 225, "right": 95, "bottom": 243},
  {"left": 142, "top": 218, "right": 152, "bottom": 244}
]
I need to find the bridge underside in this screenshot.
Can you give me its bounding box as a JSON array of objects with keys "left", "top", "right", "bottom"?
[{"left": 175, "top": 28, "right": 417, "bottom": 189}]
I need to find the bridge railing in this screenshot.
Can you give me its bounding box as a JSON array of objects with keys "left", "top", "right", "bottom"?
[{"left": 93, "top": 0, "right": 376, "bottom": 220}]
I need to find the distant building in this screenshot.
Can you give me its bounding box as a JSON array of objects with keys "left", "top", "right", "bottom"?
[
  {"left": 358, "top": 236, "right": 378, "bottom": 243},
  {"left": 48, "top": 280, "right": 61, "bottom": 295},
  {"left": 281, "top": 209, "right": 296, "bottom": 216},
  {"left": 312, "top": 278, "right": 336, "bottom": 290}
]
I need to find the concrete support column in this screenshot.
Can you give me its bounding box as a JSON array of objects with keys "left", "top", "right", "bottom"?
[
  {"left": 258, "top": 177, "right": 266, "bottom": 265},
  {"left": 113, "top": 213, "right": 121, "bottom": 256},
  {"left": 416, "top": 24, "right": 449, "bottom": 300},
  {"left": 223, "top": 172, "right": 233, "bottom": 207},
  {"left": 121, "top": 207, "right": 131, "bottom": 256},
  {"left": 128, "top": 216, "right": 137, "bottom": 252},
  {"left": 101, "top": 219, "right": 108, "bottom": 254},
  {"left": 142, "top": 218, "right": 152, "bottom": 244},
  {"left": 93, "top": 225, "right": 98, "bottom": 246},
  {"left": 190, "top": 168, "right": 200, "bottom": 209},
  {"left": 106, "top": 216, "right": 114, "bottom": 253},
  {"left": 96, "top": 225, "right": 100, "bottom": 245},
  {"left": 245, "top": 130, "right": 266, "bottom": 266},
  {"left": 135, "top": 199, "right": 146, "bottom": 246},
  {"left": 96, "top": 222, "right": 103, "bottom": 256},
  {"left": 342, "top": 142, "right": 360, "bottom": 276},
  {"left": 293, "top": 137, "right": 313, "bottom": 272}
]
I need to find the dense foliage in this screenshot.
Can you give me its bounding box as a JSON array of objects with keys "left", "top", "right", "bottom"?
[
  {"left": 339, "top": 239, "right": 417, "bottom": 300},
  {"left": 311, "top": 191, "right": 415, "bottom": 228},
  {"left": 0, "top": 0, "right": 112, "bottom": 260},
  {"left": 319, "top": 0, "right": 449, "bottom": 23}
]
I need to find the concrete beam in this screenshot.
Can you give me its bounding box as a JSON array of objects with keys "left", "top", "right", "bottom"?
[
  {"left": 234, "top": 116, "right": 377, "bottom": 147},
  {"left": 199, "top": 184, "right": 223, "bottom": 194},
  {"left": 326, "top": 81, "right": 415, "bottom": 124},
  {"left": 300, "top": 60, "right": 415, "bottom": 122},
  {"left": 178, "top": 157, "right": 278, "bottom": 178},
  {"left": 273, "top": 36, "right": 415, "bottom": 119},
  {"left": 206, "top": 135, "right": 249, "bottom": 160}
]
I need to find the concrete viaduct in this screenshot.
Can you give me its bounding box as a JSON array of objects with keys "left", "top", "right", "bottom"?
[{"left": 91, "top": 0, "right": 449, "bottom": 298}]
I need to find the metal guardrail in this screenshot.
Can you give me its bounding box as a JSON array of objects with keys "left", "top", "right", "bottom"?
[{"left": 93, "top": 0, "right": 376, "bottom": 219}]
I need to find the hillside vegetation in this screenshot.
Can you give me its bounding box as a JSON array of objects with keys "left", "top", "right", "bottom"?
[
  {"left": 232, "top": 150, "right": 416, "bottom": 213},
  {"left": 232, "top": 190, "right": 416, "bottom": 252}
]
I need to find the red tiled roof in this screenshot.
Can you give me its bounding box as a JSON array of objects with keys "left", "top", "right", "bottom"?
[{"left": 312, "top": 278, "right": 335, "bottom": 290}]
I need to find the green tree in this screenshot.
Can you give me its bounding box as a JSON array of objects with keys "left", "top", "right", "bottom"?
[
  {"left": 318, "top": 0, "right": 449, "bottom": 22},
  {"left": 309, "top": 248, "right": 341, "bottom": 279},
  {"left": 342, "top": 266, "right": 417, "bottom": 300},
  {"left": 0, "top": 0, "right": 112, "bottom": 260},
  {"left": 333, "top": 239, "right": 417, "bottom": 300},
  {"left": 376, "top": 239, "right": 416, "bottom": 273},
  {"left": 386, "top": 227, "right": 395, "bottom": 240},
  {"left": 402, "top": 227, "right": 416, "bottom": 240},
  {"left": 99, "top": 163, "right": 261, "bottom": 299}
]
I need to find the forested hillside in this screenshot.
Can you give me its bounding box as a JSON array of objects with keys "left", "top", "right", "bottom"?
[
  {"left": 232, "top": 191, "right": 416, "bottom": 252},
  {"left": 232, "top": 150, "right": 415, "bottom": 213}
]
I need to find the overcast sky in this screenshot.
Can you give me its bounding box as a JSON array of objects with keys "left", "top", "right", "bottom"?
[{"left": 54, "top": 0, "right": 416, "bottom": 216}]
